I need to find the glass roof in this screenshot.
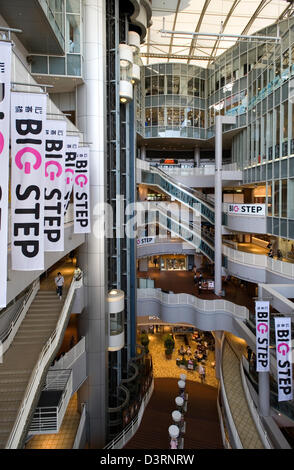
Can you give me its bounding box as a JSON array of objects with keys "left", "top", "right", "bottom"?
[{"left": 140, "top": 0, "right": 294, "bottom": 67}]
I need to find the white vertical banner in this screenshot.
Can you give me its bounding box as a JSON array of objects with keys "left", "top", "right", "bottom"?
[
  {"left": 255, "top": 301, "right": 270, "bottom": 372},
  {"left": 275, "top": 317, "right": 293, "bottom": 402},
  {"left": 0, "top": 42, "right": 11, "bottom": 307},
  {"left": 74, "top": 147, "right": 90, "bottom": 233},
  {"left": 44, "top": 120, "right": 66, "bottom": 252},
  {"left": 11, "top": 92, "right": 46, "bottom": 270},
  {"left": 64, "top": 135, "right": 78, "bottom": 215}
]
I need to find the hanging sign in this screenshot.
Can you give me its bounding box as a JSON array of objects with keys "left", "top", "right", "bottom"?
[
  {"left": 228, "top": 204, "right": 266, "bottom": 216},
  {"left": 44, "top": 120, "right": 66, "bottom": 251},
  {"left": 137, "top": 237, "right": 155, "bottom": 245},
  {"left": 275, "top": 317, "right": 293, "bottom": 402},
  {"left": 64, "top": 135, "right": 78, "bottom": 215},
  {"left": 0, "top": 42, "right": 11, "bottom": 307},
  {"left": 11, "top": 91, "right": 46, "bottom": 270},
  {"left": 255, "top": 301, "right": 270, "bottom": 372},
  {"left": 74, "top": 147, "right": 90, "bottom": 233}
]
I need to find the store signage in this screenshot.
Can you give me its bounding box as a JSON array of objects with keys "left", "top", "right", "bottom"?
[
  {"left": 0, "top": 42, "right": 11, "bottom": 307},
  {"left": 11, "top": 92, "right": 46, "bottom": 271},
  {"left": 137, "top": 237, "right": 155, "bottom": 246},
  {"left": 74, "top": 147, "right": 91, "bottom": 233},
  {"left": 64, "top": 135, "right": 78, "bottom": 215},
  {"left": 274, "top": 317, "right": 293, "bottom": 402},
  {"left": 228, "top": 204, "right": 265, "bottom": 216},
  {"left": 44, "top": 120, "right": 66, "bottom": 252},
  {"left": 255, "top": 301, "right": 270, "bottom": 372}
]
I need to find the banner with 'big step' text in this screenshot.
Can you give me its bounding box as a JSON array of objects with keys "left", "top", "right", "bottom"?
[
  {"left": 74, "top": 147, "right": 91, "bottom": 234},
  {"left": 275, "top": 317, "right": 293, "bottom": 402},
  {"left": 0, "top": 41, "right": 11, "bottom": 307},
  {"left": 11, "top": 91, "right": 46, "bottom": 270},
  {"left": 255, "top": 301, "right": 270, "bottom": 372},
  {"left": 64, "top": 135, "right": 78, "bottom": 216},
  {"left": 44, "top": 120, "right": 66, "bottom": 252}
]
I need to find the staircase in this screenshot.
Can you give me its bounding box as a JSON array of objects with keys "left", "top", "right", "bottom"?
[{"left": 0, "top": 290, "right": 66, "bottom": 448}]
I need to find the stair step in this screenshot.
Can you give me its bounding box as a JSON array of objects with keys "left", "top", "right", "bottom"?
[
  {"left": 0, "top": 382, "right": 27, "bottom": 392},
  {"left": 0, "top": 412, "right": 18, "bottom": 423},
  {"left": 0, "top": 437, "right": 9, "bottom": 448},
  {"left": 0, "top": 424, "right": 12, "bottom": 434},
  {"left": 0, "top": 401, "right": 21, "bottom": 412},
  {"left": 0, "top": 391, "right": 24, "bottom": 402},
  {"left": 0, "top": 375, "right": 29, "bottom": 384},
  {"left": 12, "top": 339, "right": 46, "bottom": 346},
  {"left": 0, "top": 370, "right": 31, "bottom": 376}
]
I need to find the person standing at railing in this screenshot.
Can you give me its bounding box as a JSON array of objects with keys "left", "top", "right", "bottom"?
[{"left": 55, "top": 272, "right": 65, "bottom": 300}]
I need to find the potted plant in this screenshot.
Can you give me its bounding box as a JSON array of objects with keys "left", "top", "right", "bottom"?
[
  {"left": 140, "top": 332, "right": 149, "bottom": 354},
  {"left": 163, "top": 334, "right": 175, "bottom": 359}
]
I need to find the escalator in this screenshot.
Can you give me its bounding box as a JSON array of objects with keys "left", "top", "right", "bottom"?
[{"left": 139, "top": 163, "right": 215, "bottom": 224}]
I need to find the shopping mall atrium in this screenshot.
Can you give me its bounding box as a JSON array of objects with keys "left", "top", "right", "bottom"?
[{"left": 1, "top": 0, "right": 294, "bottom": 451}]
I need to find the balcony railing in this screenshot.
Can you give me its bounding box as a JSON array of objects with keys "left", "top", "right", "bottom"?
[
  {"left": 105, "top": 378, "right": 154, "bottom": 449},
  {"left": 29, "top": 369, "right": 73, "bottom": 435},
  {"left": 223, "top": 245, "right": 294, "bottom": 280},
  {"left": 137, "top": 288, "right": 248, "bottom": 319}
]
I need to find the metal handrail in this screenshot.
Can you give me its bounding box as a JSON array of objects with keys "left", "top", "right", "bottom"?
[
  {"left": 72, "top": 403, "right": 87, "bottom": 449},
  {"left": 5, "top": 273, "right": 83, "bottom": 448},
  {"left": 104, "top": 377, "right": 154, "bottom": 449}
]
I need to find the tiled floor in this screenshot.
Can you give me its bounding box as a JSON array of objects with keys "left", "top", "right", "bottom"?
[
  {"left": 25, "top": 394, "right": 80, "bottom": 449},
  {"left": 146, "top": 331, "right": 218, "bottom": 388}
]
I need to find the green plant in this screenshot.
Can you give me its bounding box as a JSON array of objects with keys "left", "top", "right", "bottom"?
[
  {"left": 140, "top": 333, "right": 149, "bottom": 353},
  {"left": 163, "top": 334, "right": 175, "bottom": 354}
]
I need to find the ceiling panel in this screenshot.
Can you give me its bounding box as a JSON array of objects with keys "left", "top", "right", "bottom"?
[{"left": 140, "top": 0, "right": 291, "bottom": 66}]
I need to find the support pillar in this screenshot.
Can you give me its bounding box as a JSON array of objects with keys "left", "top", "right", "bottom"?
[
  {"left": 214, "top": 116, "right": 236, "bottom": 296},
  {"left": 214, "top": 117, "right": 223, "bottom": 296},
  {"left": 214, "top": 331, "right": 223, "bottom": 380},
  {"left": 194, "top": 147, "right": 200, "bottom": 167},
  {"left": 141, "top": 145, "right": 146, "bottom": 160},
  {"left": 257, "top": 284, "right": 271, "bottom": 417},
  {"left": 76, "top": 0, "right": 107, "bottom": 448}
]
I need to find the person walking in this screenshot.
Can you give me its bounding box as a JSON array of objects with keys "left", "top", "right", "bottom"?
[
  {"left": 55, "top": 272, "right": 65, "bottom": 300},
  {"left": 199, "top": 363, "right": 205, "bottom": 383}
]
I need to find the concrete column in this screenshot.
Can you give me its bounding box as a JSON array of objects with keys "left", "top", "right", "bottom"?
[
  {"left": 214, "top": 331, "right": 223, "bottom": 380},
  {"left": 214, "top": 117, "right": 222, "bottom": 296},
  {"left": 138, "top": 258, "right": 148, "bottom": 272},
  {"left": 141, "top": 145, "right": 146, "bottom": 160},
  {"left": 214, "top": 116, "right": 236, "bottom": 296},
  {"left": 258, "top": 284, "right": 271, "bottom": 417},
  {"left": 76, "top": 0, "right": 107, "bottom": 448},
  {"left": 194, "top": 147, "right": 200, "bottom": 167}
]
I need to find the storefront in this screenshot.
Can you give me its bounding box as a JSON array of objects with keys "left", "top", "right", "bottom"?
[{"left": 160, "top": 254, "right": 187, "bottom": 271}]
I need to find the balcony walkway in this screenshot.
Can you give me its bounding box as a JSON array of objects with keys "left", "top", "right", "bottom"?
[
  {"left": 0, "top": 259, "right": 75, "bottom": 448},
  {"left": 125, "top": 378, "right": 223, "bottom": 449},
  {"left": 222, "top": 333, "right": 264, "bottom": 449}
]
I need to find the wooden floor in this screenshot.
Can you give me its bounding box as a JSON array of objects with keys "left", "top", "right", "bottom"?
[{"left": 125, "top": 378, "right": 223, "bottom": 450}]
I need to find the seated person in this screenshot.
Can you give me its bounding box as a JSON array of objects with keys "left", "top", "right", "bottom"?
[
  {"left": 186, "top": 346, "right": 192, "bottom": 356},
  {"left": 179, "top": 345, "right": 185, "bottom": 355}
]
